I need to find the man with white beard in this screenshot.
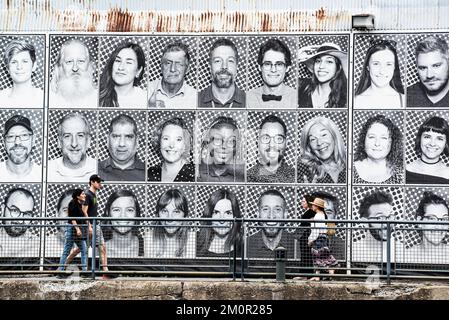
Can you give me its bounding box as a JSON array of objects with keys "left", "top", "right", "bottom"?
[
  {"left": 0, "top": 115, "right": 42, "bottom": 182},
  {"left": 49, "top": 39, "right": 99, "bottom": 108},
  {"left": 198, "top": 38, "right": 246, "bottom": 108},
  {"left": 247, "top": 115, "right": 295, "bottom": 183}
]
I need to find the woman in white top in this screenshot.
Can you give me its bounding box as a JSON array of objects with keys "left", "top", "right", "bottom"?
[
  {"left": 0, "top": 39, "right": 44, "bottom": 108},
  {"left": 99, "top": 42, "right": 147, "bottom": 109},
  {"left": 354, "top": 39, "right": 405, "bottom": 109}
]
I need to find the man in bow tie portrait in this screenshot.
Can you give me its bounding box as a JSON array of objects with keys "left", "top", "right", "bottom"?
[{"left": 247, "top": 39, "right": 297, "bottom": 109}]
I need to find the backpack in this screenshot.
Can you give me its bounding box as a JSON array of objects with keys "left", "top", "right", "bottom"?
[{"left": 324, "top": 212, "right": 336, "bottom": 236}]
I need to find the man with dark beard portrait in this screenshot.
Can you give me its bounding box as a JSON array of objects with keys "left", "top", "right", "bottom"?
[
  {"left": 198, "top": 38, "right": 246, "bottom": 108},
  {"left": 0, "top": 188, "right": 37, "bottom": 257},
  {"left": 247, "top": 190, "right": 296, "bottom": 259},
  {"left": 407, "top": 36, "right": 449, "bottom": 108},
  {"left": 49, "top": 39, "right": 98, "bottom": 108},
  {"left": 0, "top": 115, "right": 41, "bottom": 182},
  {"left": 247, "top": 115, "right": 295, "bottom": 183}
]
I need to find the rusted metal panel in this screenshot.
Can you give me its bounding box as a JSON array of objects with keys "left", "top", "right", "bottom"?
[{"left": 0, "top": 0, "right": 449, "bottom": 32}]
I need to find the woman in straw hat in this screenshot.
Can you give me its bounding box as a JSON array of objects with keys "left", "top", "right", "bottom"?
[
  {"left": 297, "top": 42, "right": 348, "bottom": 108},
  {"left": 308, "top": 197, "right": 338, "bottom": 281}
]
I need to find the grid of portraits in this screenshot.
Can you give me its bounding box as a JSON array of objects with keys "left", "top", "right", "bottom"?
[
  {"left": 4, "top": 32, "right": 449, "bottom": 269},
  {"left": 0, "top": 35, "right": 46, "bottom": 91}
]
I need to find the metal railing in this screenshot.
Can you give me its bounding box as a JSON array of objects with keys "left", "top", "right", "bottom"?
[{"left": 1, "top": 217, "right": 449, "bottom": 282}]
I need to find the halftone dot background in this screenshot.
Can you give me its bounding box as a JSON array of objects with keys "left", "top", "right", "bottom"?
[
  {"left": 245, "top": 185, "right": 296, "bottom": 236},
  {"left": 246, "top": 111, "right": 297, "bottom": 170},
  {"left": 97, "top": 110, "right": 147, "bottom": 167},
  {"left": 405, "top": 110, "right": 449, "bottom": 165},
  {"left": 403, "top": 187, "right": 449, "bottom": 249},
  {"left": 147, "top": 110, "right": 195, "bottom": 167},
  {"left": 245, "top": 36, "right": 298, "bottom": 91},
  {"left": 0, "top": 35, "right": 45, "bottom": 91},
  {"left": 194, "top": 110, "right": 247, "bottom": 166},
  {"left": 296, "top": 185, "right": 347, "bottom": 240},
  {"left": 352, "top": 110, "right": 405, "bottom": 184},
  {"left": 0, "top": 109, "right": 43, "bottom": 165},
  {"left": 353, "top": 34, "right": 407, "bottom": 96},
  {"left": 406, "top": 33, "right": 449, "bottom": 88},
  {"left": 47, "top": 110, "right": 98, "bottom": 161},
  {"left": 196, "top": 36, "right": 247, "bottom": 92},
  {"left": 351, "top": 186, "right": 404, "bottom": 243},
  {"left": 146, "top": 36, "right": 199, "bottom": 90}
]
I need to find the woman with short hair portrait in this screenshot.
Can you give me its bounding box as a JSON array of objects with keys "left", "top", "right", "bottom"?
[
  {"left": 297, "top": 42, "right": 347, "bottom": 108},
  {"left": 406, "top": 116, "right": 449, "bottom": 184},
  {"left": 0, "top": 39, "right": 44, "bottom": 108},
  {"left": 354, "top": 114, "right": 403, "bottom": 183},
  {"left": 147, "top": 117, "right": 194, "bottom": 182},
  {"left": 354, "top": 39, "right": 405, "bottom": 109},
  {"left": 99, "top": 42, "right": 147, "bottom": 108},
  {"left": 298, "top": 116, "right": 346, "bottom": 183}
]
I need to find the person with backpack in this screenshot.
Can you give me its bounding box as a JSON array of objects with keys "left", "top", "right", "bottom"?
[{"left": 308, "top": 197, "right": 338, "bottom": 281}]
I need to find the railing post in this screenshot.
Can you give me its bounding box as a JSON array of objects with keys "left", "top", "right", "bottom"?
[
  {"left": 386, "top": 221, "right": 391, "bottom": 285},
  {"left": 232, "top": 218, "right": 237, "bottom": 281},
  {"left": 91, "top": 218, "right": 96, "bottom": 279},
  {"left": 240, "top": 219, "right": 245, "bottom": 282}
]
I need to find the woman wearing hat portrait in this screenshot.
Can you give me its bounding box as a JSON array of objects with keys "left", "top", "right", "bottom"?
[
  {"left": 307, "top": 197, "right": 338, "bottom": 281},
  {"left": 297, "top": 42, "right": 348, "bottom": 108},
  {"left": 354, "top": 39, "right": 405, "bottom": 109}
]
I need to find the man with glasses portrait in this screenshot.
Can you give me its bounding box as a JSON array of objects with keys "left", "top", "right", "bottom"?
[
  {"left": 148, "top": 41, "right": 197, "bottom": 109},
  {"left": 0, "top": 187, "right": 37, "bottom": 257},
  {"left": 0, "top": 115, "right": 41, "bottom": 182},
  {"left": 247, "top": 39, "right": 297, "bottom": 109},
  {"left": 247, "top": 115, "right": 294, "bottom": 183}
]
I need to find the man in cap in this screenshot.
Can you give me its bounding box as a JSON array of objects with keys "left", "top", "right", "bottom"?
[{"left": 0, "top": 115, "right": 41, "bottom": 182}]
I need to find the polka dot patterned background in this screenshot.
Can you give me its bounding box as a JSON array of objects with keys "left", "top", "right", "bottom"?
[
  {"left": 351, "top": 186, "right": 404, "bottom": 243},
  {"left": 246, "top": 111, "right": 297, "bottom": 168},
  {"left": 0, "top": 109, "right": 43, "bottom": 165},
  {"left": 353, "top": 34, "right": 407, "bottom": 94},
  {"left": 0, "top": 35, "right": 45, "bottom": 91},
  {"left": 405, "top": 110, "right": 449, "bottom": 165}
]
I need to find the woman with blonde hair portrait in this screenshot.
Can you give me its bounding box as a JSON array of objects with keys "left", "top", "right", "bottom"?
[
  {"left": 354, "top": 39, "right": 405, "bottom": 109},
  {"left": 99, "top": 42, "right": 147, "bottom": 108},
  {"left": 145, "top": 188, "right": 195, "bottom": 258},
  {"left": 298, "top": 116, "right": 346, "bottom": 183},
  {"left": 354, "top": 114, "right": 403, "bottom": 184},
  {"left": 297, "top": 42, "right": 347, "bottom": 108},
  {"left": 406, "top": 116, "right": 449, "bottom": 184},
  {"left": 147, "top": 117, "right": 194, "bottom": 182},
  {"left": 0, "top": 39, "right": 44, "bottom": 108}
]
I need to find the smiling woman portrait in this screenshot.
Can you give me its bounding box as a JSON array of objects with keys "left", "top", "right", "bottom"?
[{"left": 406, "top": 116, "right": 449, "bottom": 184}]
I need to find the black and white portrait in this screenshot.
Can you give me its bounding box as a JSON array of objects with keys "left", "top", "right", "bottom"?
[
  {"left": 246, "top": 111, "right": 296, "bottom": 183},
  {"left": 147, "top": 111, "right": 195, "bottom": 182},
  {"left": 195, "top": 185, "right": 244, "bottom": 258},
  {"left": 297, "top": 35, "right": 349, "bottom": 108},
  {"left": 399, "top": 187, "right": 449, "bottom": 264},
  {"left": 196, "top": 110, "right": 245, "bottom": 183},
  {"left": 406, "top": 33, "right": 449, "bottom": 108},
  {"left": 147, "top": 37, "right": 198, "bottom": 109},
  {"left": 197, "top": 37, "right": 247, "bottom": 108},
  {"left": 353, "top": 111, "right": 404, "bottom": 184},
  {"left": 245, "top": 185, "right": 296, "bottom": 260},
  {"left": 97, "top": 111, "right": 146, "bottom": 182},
  {"left": 0, "top": 110, "right": 43, "bottom": 182},
  {"left": 353, "top": 34, "right": 406, "bottom": 109},
  {"left": 144, "top": 185, "right": 196, "bottom": 258},
  {"left": 98, "top": 36, "right": 149, "bottom": 109},
  {"left": 0, "top": 35, "right": 45, "bottom": 108},
  {"left": 297, "top": 111, "right": 347, "bottom": 184},
  {"left": 351, "top": 186, "right": 404, "bottom": 263},
  {"left": 246, "top": 36, "right": 298, "bottom": 109},
  {"left": 49, "top": 36, "right": 99, "bottom": 109},
  {"left": 0, "top": 184, "right": 41, "bottom": 258},
  {"left": 98, "top": 184, "right": 146, "bottom": 258},
  {"left": 405, "top": 111, "right": 449, "bottom": 184},
  {"left": 47, "top": 110, "right": 97, "bottom": 183}
]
